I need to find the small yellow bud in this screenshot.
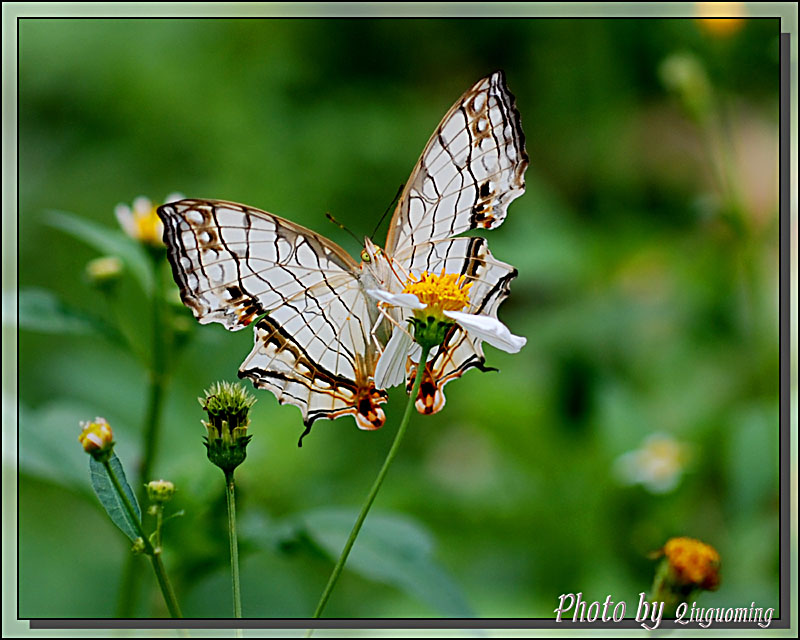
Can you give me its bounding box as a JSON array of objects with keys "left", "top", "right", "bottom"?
[
  {"left": 146, "top": 479, "right": 176, "bottom": 504},
  {"left": 78, "top": 417, "right": 114, "bottom": 459},
  {"left": 85, "top": 256, "right": 124, "bottom": 287}
]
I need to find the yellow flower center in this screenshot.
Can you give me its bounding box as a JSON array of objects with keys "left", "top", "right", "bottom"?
[
  {"left": 402, "top": 270, "right": 472, "bottom": 316},
  {"left": 663, "top": 537, "right": 720, "bottom": 589},
  {"left": 134, "top": 205, "right": 165, "bottom": 247}
]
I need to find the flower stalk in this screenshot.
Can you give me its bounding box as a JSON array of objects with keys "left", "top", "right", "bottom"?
[
  {"left": 102, "top": 458, "right": 182, "bottom": 618},
  {"left": 201, "top": 381, "right": 256, "bottom": 618},
  {"left": 225, "top": 469, "right": 243, "bottom": 618},
  {"left": 310, "top": 342, "right": 432, "bottom": 622},
  {"left": 140, "top": 250, "right": 168, "bottom": 496},
  {"left": 118, "top": 249, "right": 170, "bottom": 617}
]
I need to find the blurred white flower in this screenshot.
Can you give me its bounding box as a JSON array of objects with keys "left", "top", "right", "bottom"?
[
  {"left": 614, "top": 433, "right": 690, "bottom": 494},
  {"left": 115, "top": 192, "right": 184, "bottom": 247}
]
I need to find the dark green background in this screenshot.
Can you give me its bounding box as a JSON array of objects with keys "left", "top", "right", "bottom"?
[{"left": 18, "top": 18, "right": 780, "bottom": 618}]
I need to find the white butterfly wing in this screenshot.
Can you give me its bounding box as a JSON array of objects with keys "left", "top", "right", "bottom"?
[
  {"left": 384, "top": 71, "right": 528, "bottom": 411},
  {"left": 158, "top": 199, "right": 387, "bottom": 438},
  {"left": 385, "top": 70, "right": 528, "bottom": 257}
]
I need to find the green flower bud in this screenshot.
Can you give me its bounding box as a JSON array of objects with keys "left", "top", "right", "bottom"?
[
  {"left": 131, "top": 537, "right": 146, "bottom": 555},
  {"left": 146, "top": 479, "right": 176, "bottom": 504},
  {"left": 200, "top": 381, "right": 256, "bottom": 473}
]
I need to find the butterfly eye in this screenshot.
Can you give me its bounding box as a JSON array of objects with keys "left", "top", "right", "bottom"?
[{"left": 361, "top": 249, "right": 371, "bottom": 263}]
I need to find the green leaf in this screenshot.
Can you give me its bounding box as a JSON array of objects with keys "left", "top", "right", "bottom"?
[
  {"left": 18, "top": 288, "right": 125, "bottom": 346},
  {"left": 45, "top": 209, "right": 153, "bottom": 293},
  {"left": 88, "top": 452, "right": 142, "bottom": 542},
  {"left": 300, "top": 507, "right": 474, "bottom": 617}
]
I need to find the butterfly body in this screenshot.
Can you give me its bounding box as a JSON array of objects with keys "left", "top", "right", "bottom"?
[{"left": 159, "top": 71, "right": 528, "bottom": 441}]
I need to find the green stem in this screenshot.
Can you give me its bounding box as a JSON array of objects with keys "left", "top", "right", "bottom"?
[
  {"left": 102, "top": 457, "right": 183, "bottom": 618},
  {"left": 140, "top": 253, "right": 167, "bottom": 494},
  {"left": 309, "top": 343, "right": 431, "bottom": 622},
  {"left": 119, "top": 253, "right": 169, "bottom": 617},
  {"left": 155, "top": 504, "right": 164, "bottom": 549},
  {"left": 225, "top": 469, "right": 243, "bottom": 618}
]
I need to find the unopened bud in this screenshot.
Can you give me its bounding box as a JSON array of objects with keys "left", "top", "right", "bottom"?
[
  {"left": 146, "top": 479, "right": 176, "bottom": 504},
  {"left": 200, "top": 381, "right": 256, "bottom": 473},
  {"left": 78, "top": 417, "right": 114, "bottom": 461},
  {"left": 85, "top": 256, "right": 123, "bottom": 289}
]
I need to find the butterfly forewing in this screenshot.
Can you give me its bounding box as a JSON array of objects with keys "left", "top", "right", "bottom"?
[
  {"left": 158, "top": 199, "right": 387, "bottom": 434},
  {"left": 385, "top": 70, "right": 528, "bottom": 258},
  {"left": 159, "top": 199, "right": 359, "bottom": 331}
]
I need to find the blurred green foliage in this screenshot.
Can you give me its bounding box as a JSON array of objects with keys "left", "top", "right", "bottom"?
[{"left": 17, "top": 18, "right": 780, "bottom": 619}]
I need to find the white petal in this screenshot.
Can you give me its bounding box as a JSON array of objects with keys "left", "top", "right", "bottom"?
[
  {"left": 86, "top": 433, "right": 104, "bottom": 448},
  {"left": 374, "top": 326, "right": 413, "bottom": 389},
  {"left": 443, "top": 310, "right": 526, "bottom": 353},
  {"left": 132, "top": 196, "right": 153, "bottom": 216},
  {"left": 164, "top": 192, "right": 185, "bottom": 204},
  {"left": 407, "top": 340, "right": 436, "bottom": 363},
  {"left": 114, "top": 204, "right": 136, "bottom": 235},
  {"left": 366, "top": 289, "right": 425, "bottom": 310}
]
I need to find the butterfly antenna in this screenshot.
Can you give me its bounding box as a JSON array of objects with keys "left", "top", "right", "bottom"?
[
  {"left": 370, "top": 182, "right": 405, "bottom": 240},
  {"left": 326, "top": 212, "right": 362, "bottom": 245}
]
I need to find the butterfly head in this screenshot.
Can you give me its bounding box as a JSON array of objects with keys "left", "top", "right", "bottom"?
[
  {"left": 360, "top": 237, "right": 394, "bottom": 289},
  {"left": 360, "top": 237, "right": 385, "bottom": 265}
]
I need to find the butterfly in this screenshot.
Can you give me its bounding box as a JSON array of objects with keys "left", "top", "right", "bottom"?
[{"left": 158, "top": 70, "right": 528, "bottom": 443}]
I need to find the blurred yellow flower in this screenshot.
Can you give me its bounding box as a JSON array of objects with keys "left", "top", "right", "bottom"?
[
  {"left": 85, "top": 255, "right": 123, "bottom": 286},
  {"left": 115, "top": 193, "right": 184, "bottom": 247},
  {"left": 695, "top": 2, "right": 745, "bottom": 37},
  {"left": 662, "top": 536, "right": 721, "bottom": 591},
  {"left": 614, "top": 433, "right": 690, "bottom": 493}
]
